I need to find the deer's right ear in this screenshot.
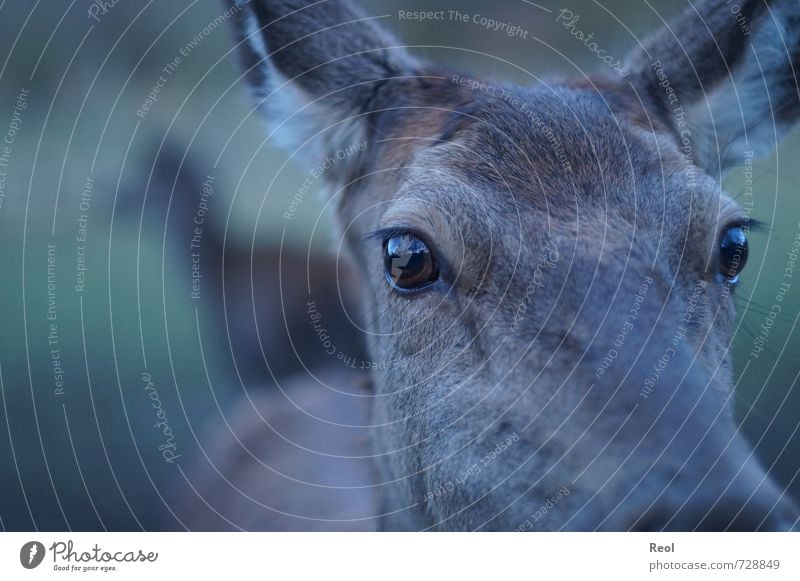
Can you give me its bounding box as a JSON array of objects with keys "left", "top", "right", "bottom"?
[
  {"left": 625, "top": 0, "right": 800, "bottom": 176},
  {"left": 227, "top": 0, "right": 419, "bottom": 178}
]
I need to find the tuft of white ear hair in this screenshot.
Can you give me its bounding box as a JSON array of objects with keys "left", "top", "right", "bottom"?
[
  {"left": 238, "top": 8, "right": 369, "bottom": 184},
  {"left": 684, "top": 5, "right": 800, "bottom": 174}
]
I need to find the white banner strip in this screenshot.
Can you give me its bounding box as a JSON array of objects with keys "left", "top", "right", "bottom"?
[{"left": 1, "top": 532, "right": 798, "bottom": 580}]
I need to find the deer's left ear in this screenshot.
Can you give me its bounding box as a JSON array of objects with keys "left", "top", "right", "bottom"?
[
  {"left": 226, "top": 0, "right": 421, "bottom": 181},
  {"left": 626, "top": 0, "right": 800, "bottom": 175}
]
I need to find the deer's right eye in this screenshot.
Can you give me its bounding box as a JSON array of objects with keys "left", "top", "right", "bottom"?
[
  {"left": 719, "top": 226, "right": 748, "bottom": 284},
  {"left": 383, "top": 234, "right": 439, "bottom": 292}
]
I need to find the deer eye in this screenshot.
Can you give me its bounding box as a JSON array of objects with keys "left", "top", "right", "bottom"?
[
  {"left": 719, "top": 226, "right": 748, "bottom": 284},
  {"left": 383, "top": 234, "right": 439, "bottom": 291}
]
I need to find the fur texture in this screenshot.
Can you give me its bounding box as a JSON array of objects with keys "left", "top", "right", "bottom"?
[{"left": 197, "top": 0, "right": 800, "bottom": 531}]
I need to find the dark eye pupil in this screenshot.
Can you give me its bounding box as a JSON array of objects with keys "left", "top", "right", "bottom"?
[
  {"left": 384, "top": 234, "right": 439, "bottom": 290},
  {"left": 719, "top": 226, "right": 748, "bottom": 283}
]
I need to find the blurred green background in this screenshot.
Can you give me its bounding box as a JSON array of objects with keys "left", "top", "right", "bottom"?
[{"left": 0, "top": 0, "right": 798, "bottom": 530}]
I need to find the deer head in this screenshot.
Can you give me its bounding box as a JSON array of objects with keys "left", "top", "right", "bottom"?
[{"left": 226, "top": 0, "right": 800, "bottom": 530}]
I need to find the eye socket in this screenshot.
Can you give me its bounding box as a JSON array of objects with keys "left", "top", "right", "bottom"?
[
  {"left": 383, "top": 233, "right": 439, "bottom": 291},
  {"left": 719, "top": 225, "right": 749, "bottom": 284}
]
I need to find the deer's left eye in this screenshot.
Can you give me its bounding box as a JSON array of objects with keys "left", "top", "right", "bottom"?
[
  {"left": 719, "top": 226, "right": 748, "bottom": 284},
  {"left": 383, "top": 234, "right": 439, "bottom": 292}
]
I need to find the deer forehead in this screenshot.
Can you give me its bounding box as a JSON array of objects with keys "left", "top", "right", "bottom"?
[{"left": 356, "top": 86, "right": 741, "bottom": 250}]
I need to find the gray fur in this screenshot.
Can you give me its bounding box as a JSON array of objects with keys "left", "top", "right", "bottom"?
[{"left": 223, "top": 0, "right": 800, "bottom": 530}]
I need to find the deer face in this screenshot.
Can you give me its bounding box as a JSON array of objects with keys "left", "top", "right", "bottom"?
[{"left": 229, "top": 0, "right": 800, "bottom": 530}]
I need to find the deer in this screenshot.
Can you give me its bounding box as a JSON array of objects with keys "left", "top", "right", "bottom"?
[{"left": 172, "top": 0, "right": 800, "bottom": 531}]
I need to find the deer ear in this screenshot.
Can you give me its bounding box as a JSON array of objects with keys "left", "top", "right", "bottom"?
[
  {"left": 626, "top": 0, "right": 800, "bottom": 175},
  {"left": 227, "top": 0, "right": 419, "bottom": 179}
]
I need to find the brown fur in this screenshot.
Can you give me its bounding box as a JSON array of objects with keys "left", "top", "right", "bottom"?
[{"left": 177, "top": 0, "right": 800, "bottom": 531}]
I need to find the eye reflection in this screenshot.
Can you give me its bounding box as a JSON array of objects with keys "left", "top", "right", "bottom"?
[{"left": 383, "top": 234, "right": 439, "bottom": 291}]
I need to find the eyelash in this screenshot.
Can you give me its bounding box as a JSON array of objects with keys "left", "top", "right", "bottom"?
[
  {"left": 364, "top": 227, "right": 424, "bottom": 244},
  {"left": 722, "top": 217, "right": 763, "bottom": 234}
]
